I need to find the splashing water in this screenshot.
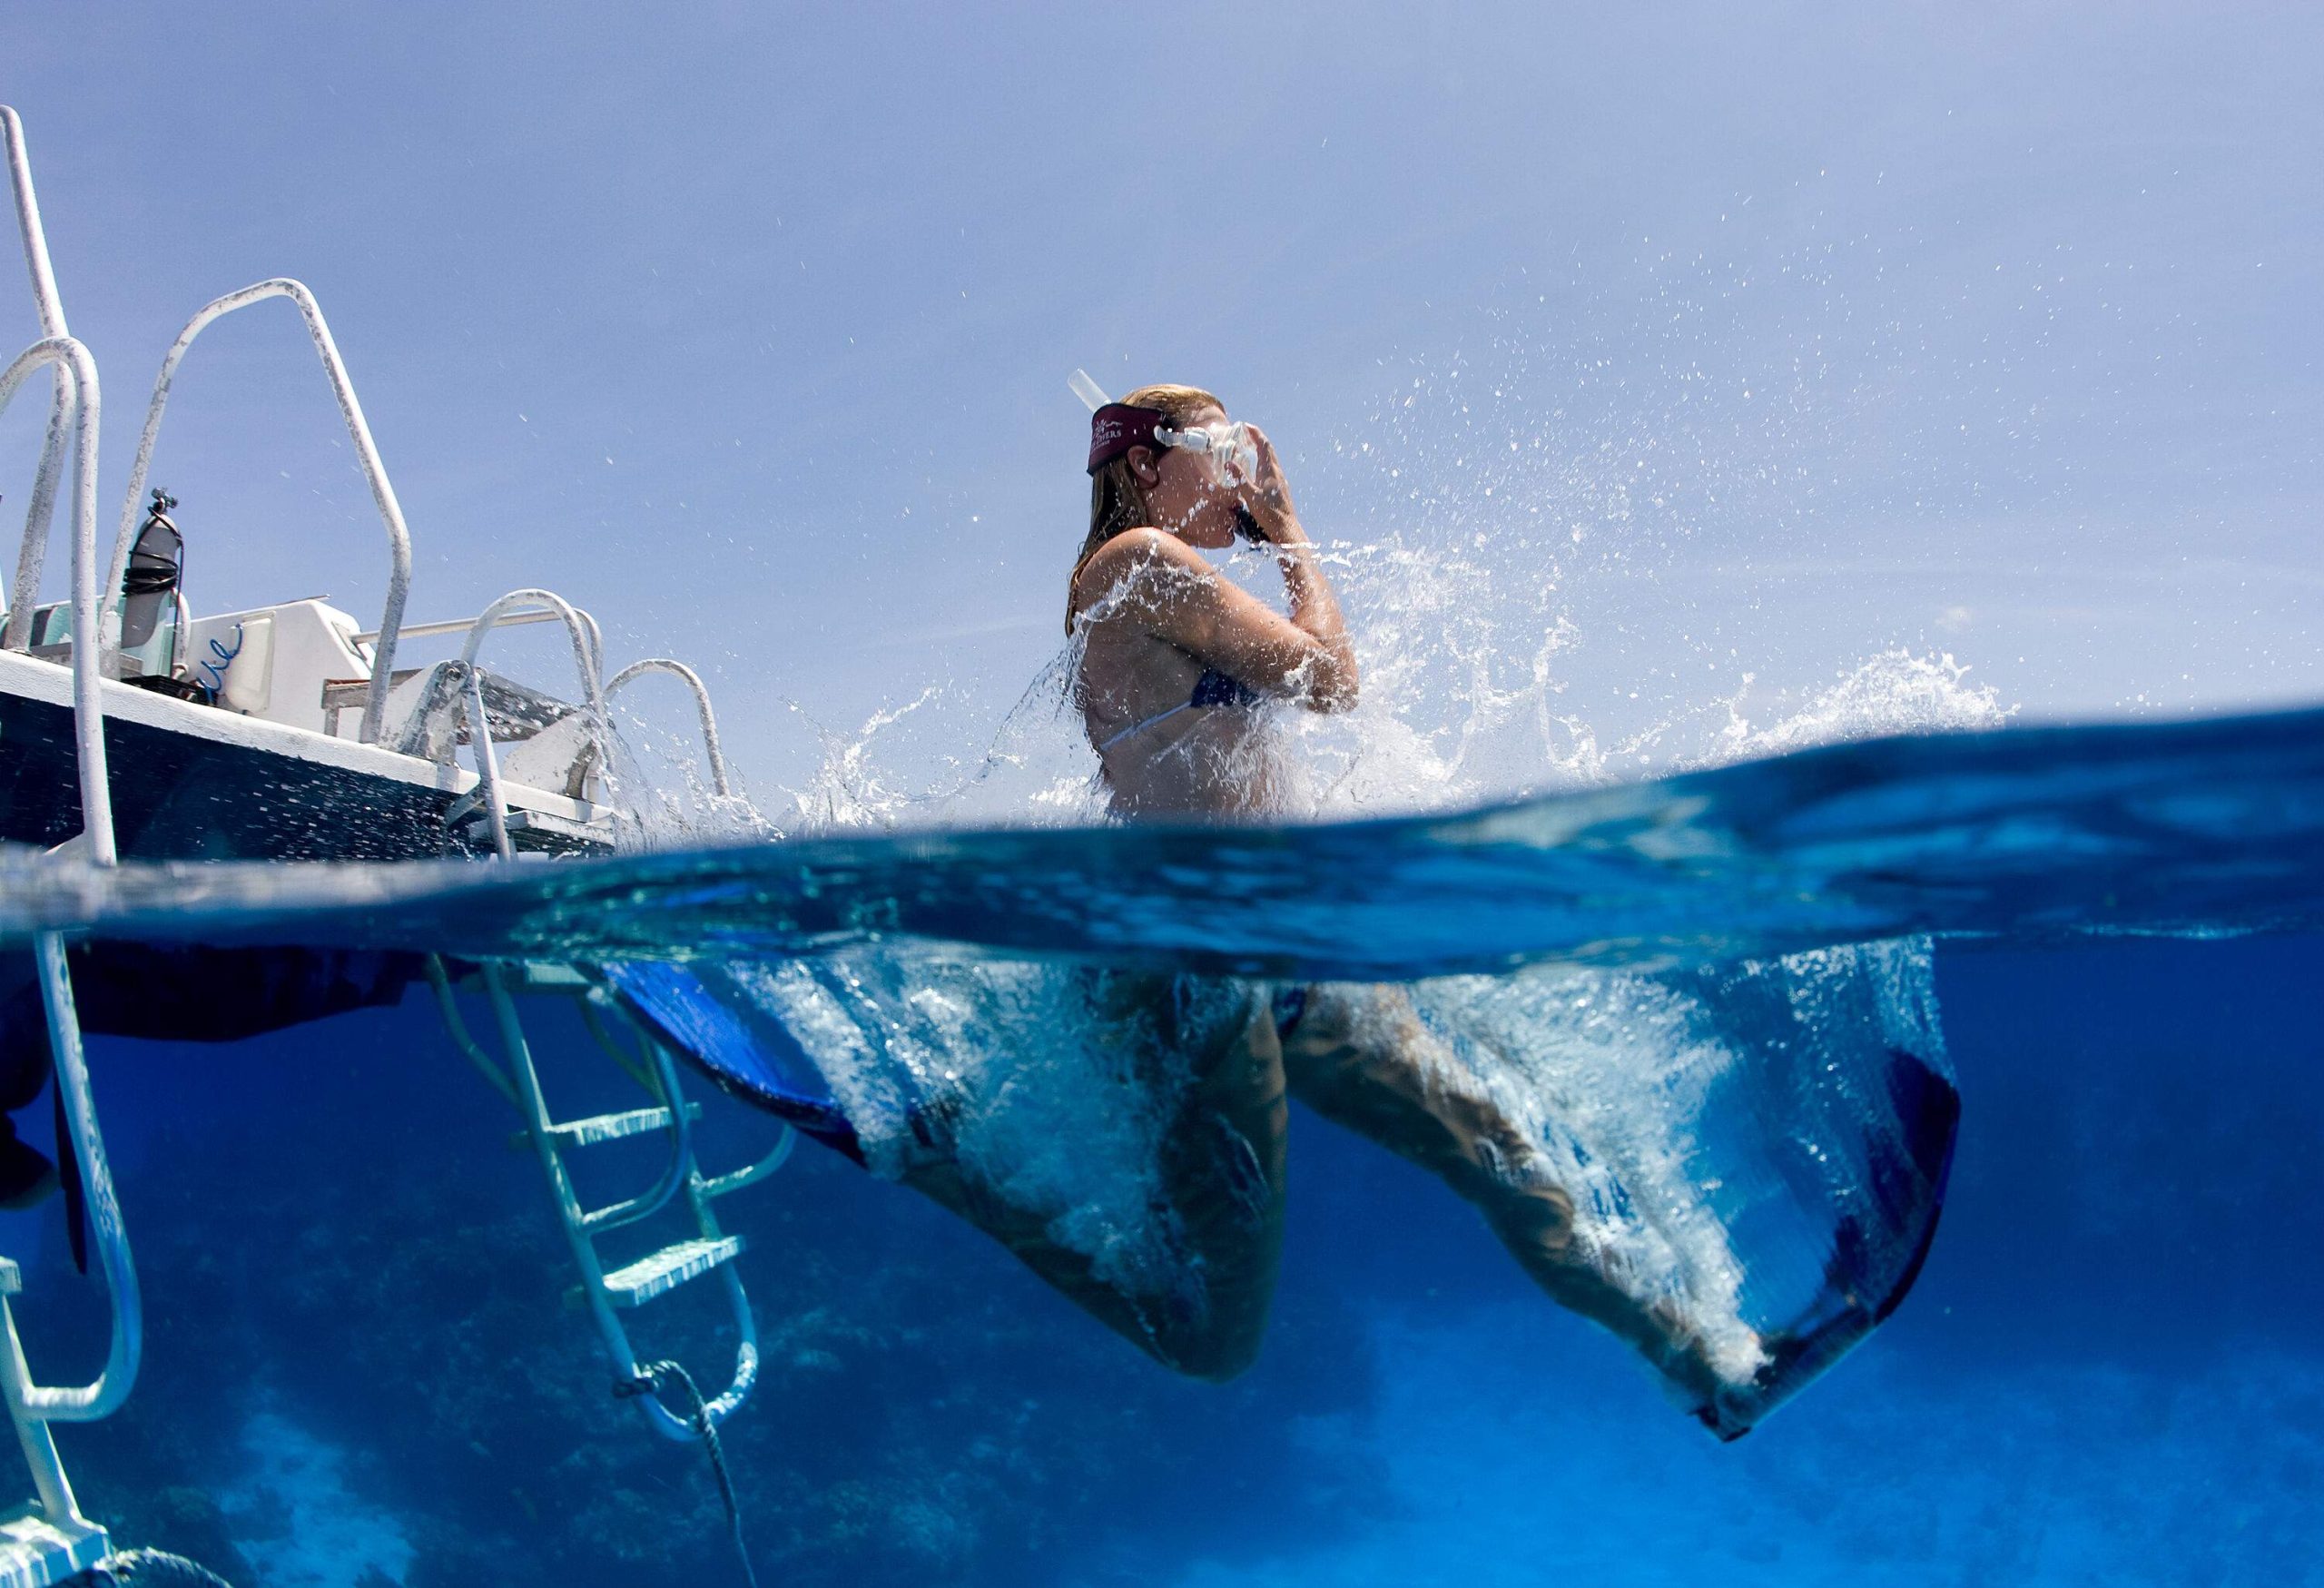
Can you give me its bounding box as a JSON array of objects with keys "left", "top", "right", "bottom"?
[
  {"left": 612, "top": 353, "right": 2009, "bottom": 1398},
  {"left": 779, "top": 316, "right": 2014, "bottom": 831}
]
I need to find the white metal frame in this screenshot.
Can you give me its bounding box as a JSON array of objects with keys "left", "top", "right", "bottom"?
[
  {"left": 1, "top": 109, "right": 73, "bottom": 665},
  {"left": 12, "top": 937, "right": 142, "bottom": 1426},
  {"left": 0, "top": 336, "right": 112, "bottom": 865},
  {"left": 447, "top": 588, "right": 738, "bottom": 812},
  {"left": 0, "top": 104, "right": 133, "bottom": 1588},
  {"left": 104, "top": 278, "right": 415, "bottom": 745},
  {"left": 458, "top": 587, "right": 611, "bottom": 794},
  {"left": 606, "top": 658, "right": 734, "bottom": 800},
  {"left": 444, "top": 677, "right": 781, "bottom": 1440},
  {"left": 428, "top": 957, "right": 783, "bottom": 1444},
  {"left": 483, "top": 970, "right": 768, "bottom": 1440}
]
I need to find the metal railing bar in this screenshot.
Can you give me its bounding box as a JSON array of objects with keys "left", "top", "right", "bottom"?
[
  {"left": 458, "top": 587, "right": 612, "bottom": 806},
  {"left": 18, "top": 933, "right": 140, "bottom": 1421},
  {"left": 605, "top": 658, "right": 734, "bottom": 800},
  {"left": 695, "top": 1129, "right": 796, "bottom": 1202},
  {"left": 3, "top": 385, "right": 72, "bottom": 651},
  {"left": 0, "top": 336, "right": 114, "bottom": 863},
  {"left": 425, "top": 956, "right": 520, "bottom": 1110},
  {"left": 103, "top": 278, "right": 413, "bottom": 744},
  {"left": 0, "top": 1306, "right": 91, "bottom": 1531},
  {"left": 683, "top": 1186, "right": 762, "bottom": 1429},
  {"left": 3, "top": 107, "right": 67, "bottom": 340},
  {"left": 2, "top": 105, "right": 73, "bottom": 651},
  {"left": 578, "top": 992, "right": 665, "bottom": 1100},
  {"left": 356, "top": 606, "right": 574, "bottom": 645},
  {"left": 461, "top": 665, "right": 516, "bottom": 862},
  {"left": 458, "top": 588, "right": 605, "bottom": 690}
]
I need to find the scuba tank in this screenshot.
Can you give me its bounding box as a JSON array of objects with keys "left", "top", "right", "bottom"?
[{"left": 114, "top": 488, "right": 187, "bottom": 686}]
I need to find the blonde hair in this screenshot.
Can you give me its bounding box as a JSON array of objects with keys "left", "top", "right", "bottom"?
[{"left": 1068, "top": 382, "right": 1223, "bottom": 631}]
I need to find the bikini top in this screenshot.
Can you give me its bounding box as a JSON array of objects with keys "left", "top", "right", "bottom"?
[
  {"left": 1189, "top": 666, "right": 1263, "bottom": 712},
  {"left": 1097, "top": 666, "right": 1263, "bottom": 754}
]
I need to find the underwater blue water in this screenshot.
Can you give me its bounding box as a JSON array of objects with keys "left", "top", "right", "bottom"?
[
  {"left": 5, "top": 710, "right": 2322, "bottom": 1586},
  {"left": 10, "top": 933, "right": 2318, "bottom": 1587}
]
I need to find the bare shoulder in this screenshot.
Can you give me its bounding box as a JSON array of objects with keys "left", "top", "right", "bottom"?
[
  {"left": 1083, "top": 527, "right": 1202, "bottom": 577},
  {"left": 1072, "top": 528, "right": 1209, "bottom": 610}
]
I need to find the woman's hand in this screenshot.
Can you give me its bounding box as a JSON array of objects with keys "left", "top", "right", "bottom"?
[
  {"left": 1236, "top": 425, "right": 1306, "bottom": 546},
  {"left": 1233, "top": 423, "right": 1354, "bottom": 707}
]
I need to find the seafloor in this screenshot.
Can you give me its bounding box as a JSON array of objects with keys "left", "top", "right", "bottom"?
[{"left": 8, "top": 933, "right": 2319, "bottom": 1587}]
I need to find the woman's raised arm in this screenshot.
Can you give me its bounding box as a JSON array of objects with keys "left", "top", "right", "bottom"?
[{"left": 1082, "top": 528, "right": 1358, "bottom": 713}]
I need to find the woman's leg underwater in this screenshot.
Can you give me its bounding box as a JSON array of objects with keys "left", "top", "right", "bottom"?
[
  {"left": 901, "top": 972, "right": 1290, "bottom": 1383},
  {"left": 1279, "top": 984, "right": 1736, "bottom": 1406}
]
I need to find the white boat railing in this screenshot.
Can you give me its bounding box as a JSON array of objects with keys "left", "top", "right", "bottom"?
[
  {"left": 455, "top": 587, "right": 613, "bottom": 808},
  {"left": 452, "top": 594, "right": 737, "bottom": 813},
  {"left": 104, "top": 278, "right": 415, "bottom": 745},
  {"left": 2, "top": 109, "right": 64, "bottom": 341},
  {"left": 459, "top": 663, "right": 519, "bottom": 861},
  {"left": 5, "top": 104, "right": 115, "bottom": 855},
  {"left": 356, "top": 606, "right": 571, "bottom": 646},
  {"left": 16, "top": 938, "right": 140, "bottom": 1424},
  {"left": 458, "top": 587, "right": 607, "bottom": 714},
  {"left": 0, "top": 337, "right": 114, "bottom": 866},
  {"left": 606, "top": 657, "right": 735, "bottom": 800},
  {"left": 2, "top": 106, "right": 75, "bottom": 661}
]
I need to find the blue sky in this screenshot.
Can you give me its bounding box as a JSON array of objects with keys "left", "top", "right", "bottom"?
[{"left": 4, "top": 2, "right": 2319, "bottom": 800}]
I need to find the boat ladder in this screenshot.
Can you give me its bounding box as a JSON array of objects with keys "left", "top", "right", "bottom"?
[
  {"left": 0, "top": 938, "right": 139, "bottom": 1588},
  {"left": 429, "top": 960, "right": 791, "bottom": 1443},
  {"left": 435, "top": 648, "right": 781, "bottom": 1439}
]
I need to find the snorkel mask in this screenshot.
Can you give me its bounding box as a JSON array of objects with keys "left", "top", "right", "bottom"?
[
  {"left": 1159, "top": 418, "right": 1260, "bottom": 486},
  {"left": 1074, "top": 370, "right": 1259, "bottom": 486}
]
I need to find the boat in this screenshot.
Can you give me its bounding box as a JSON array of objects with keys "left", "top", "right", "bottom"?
[{"left": 0, "top": 104, "right": 789, "bottom": 1588}]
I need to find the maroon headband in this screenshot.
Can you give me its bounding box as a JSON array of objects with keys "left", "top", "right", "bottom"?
[{"left": 1088, "top": 403, "right": 1167, "bottom": 474}]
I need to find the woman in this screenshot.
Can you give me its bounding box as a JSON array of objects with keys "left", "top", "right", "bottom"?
[
  {"left": 625, "top": 385, "right": 1942, "bottom": 1439},
  {"left": 970, "top": 383, "right": 1770, "bottom": 1425},
  {"left": 1069, "top": 387, "right": 1355, "bottom": 818}
]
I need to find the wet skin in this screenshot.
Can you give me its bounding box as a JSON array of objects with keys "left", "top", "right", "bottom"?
[
  {"left": 1026, "top": 408, "right": 1755, "bottom": 1407},
  {"left": 1068, "top": 405, "right": 1357, "bottom": 819}
]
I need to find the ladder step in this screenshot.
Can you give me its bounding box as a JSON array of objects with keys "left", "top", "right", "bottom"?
[
  {"left": 542, "top": 1102, "right": 700, "bottom": 1148},
  {"left": 598, "top": 1236, "right": 743, "bottom": 1307},
  {"left": 0, "top": 1505, "right": 112, "bottom": 1588},
  {"left": 509, "top": 962, "right": 593, "bottom": 991}
]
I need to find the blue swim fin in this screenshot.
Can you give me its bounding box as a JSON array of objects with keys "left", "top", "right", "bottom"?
[
  {"left": 1699, "top": 1047, "right": 1960, "bottom": 1440},
  {"left": 601, "top": 962, "right": 864, "bottom": 1164}
]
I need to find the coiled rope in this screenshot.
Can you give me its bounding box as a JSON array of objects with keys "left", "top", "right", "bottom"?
[
  {"left": 84, "top": 1548, "right": 238, "bottom": 1588},
  {"left": 615, "top": 1359, "right": 759, "bottom": 1588}
]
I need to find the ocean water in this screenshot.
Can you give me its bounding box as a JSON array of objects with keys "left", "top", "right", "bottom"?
[
  {"left": 7, "top": 930, "right": 2320, "bottom": 1586},
  {"left": 5, "top": 697, "right": 2323, "bottom": 1585}
]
